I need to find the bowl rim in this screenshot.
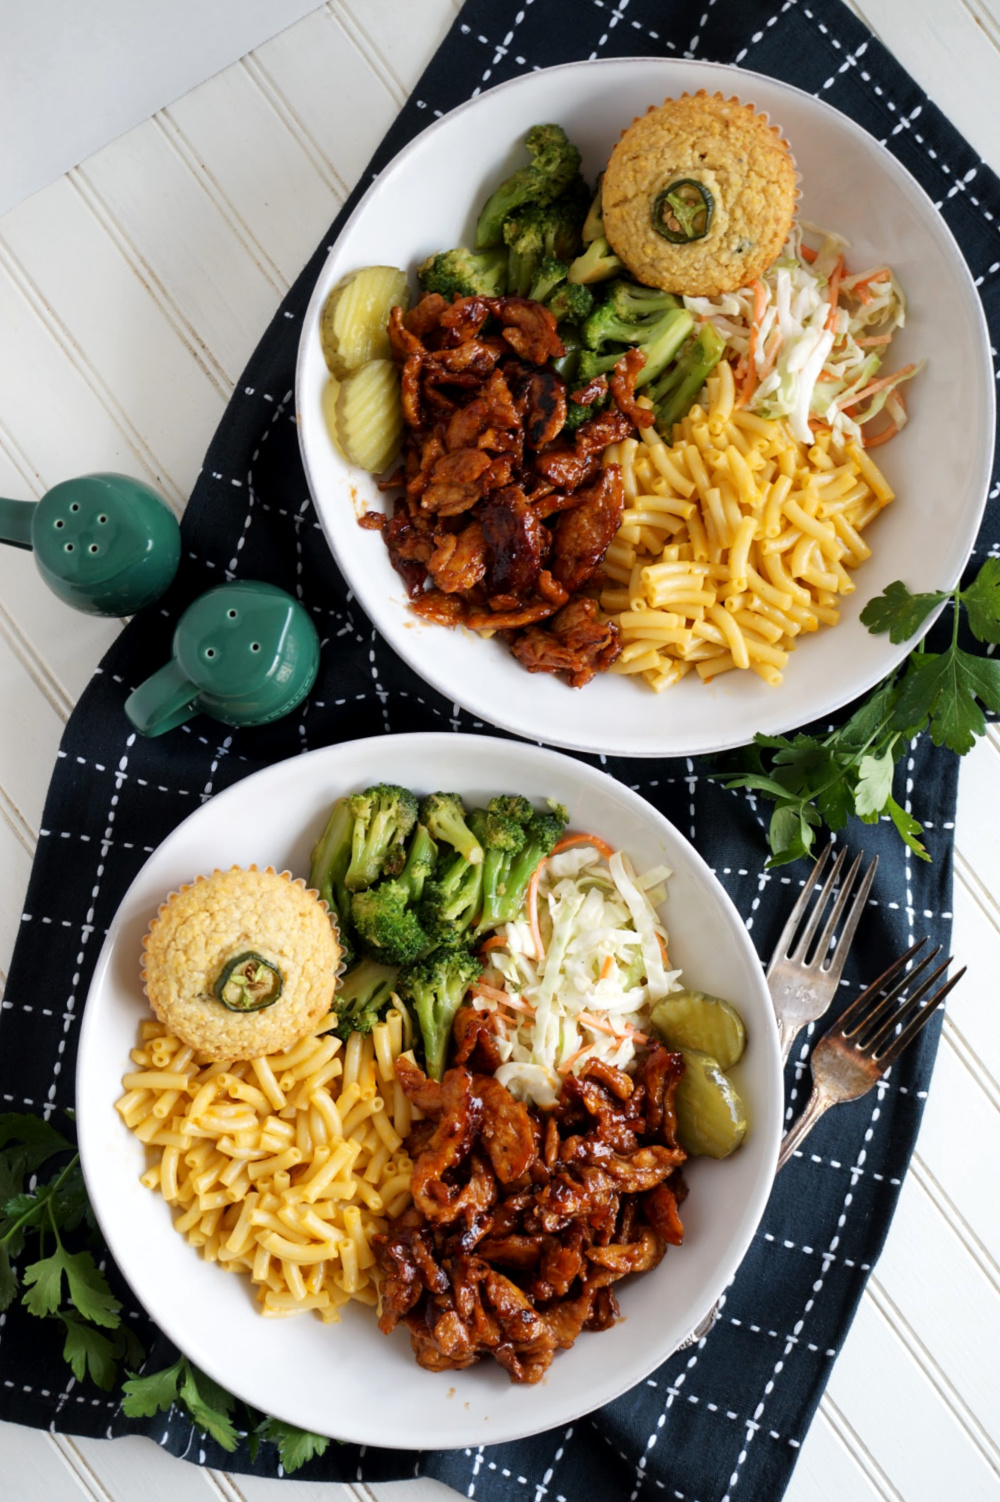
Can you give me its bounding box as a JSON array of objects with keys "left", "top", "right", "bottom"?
[
  {"left": 76, "top": 730, "right": 782, "bottom": 1447},
  {"left": 295, "top": 55, "right": 994, "bottom": 759}
]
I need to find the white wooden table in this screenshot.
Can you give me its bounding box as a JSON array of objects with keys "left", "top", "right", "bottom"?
[{"left": 3, "top": 3, "right": 1000, "bottom": 1499}]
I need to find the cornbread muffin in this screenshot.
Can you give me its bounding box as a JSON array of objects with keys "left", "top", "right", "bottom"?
[
  {"left": 602, "top": 92, "right": 797, "bottom": 296},
  {"left": 141, "top": 866, "right": 341, "bottom": 1060}
]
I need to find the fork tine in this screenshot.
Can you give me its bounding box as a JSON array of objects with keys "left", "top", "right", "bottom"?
[
  {"left": 864, "top": 954, "right": 953, "bottom": 1055},
  {"left": 788, "top": 846, "right": 848, "bottom": 965},
  {"left": 842, "top": 943, "right": 942, "bottom": 1041},
  {"left": 834, "top": 938, "right": 929, "bottom": 1034},
  {"left": 820, "top": 854, "right": 879, "bottom": 986},
  {"left": 765, "top": 842, "right": 833, "bottom": 976},
  {"left": 878, "top": 966, "right": 967, "bottom": 1066}
]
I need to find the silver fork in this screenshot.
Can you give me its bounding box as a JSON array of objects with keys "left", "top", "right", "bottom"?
[
  {"left": 767, "top": 843, "right": 879, "bottom": 1064},
  {"left": 679, "top": 936, "right": 965, "bottom": 1349},
  {"left": 775, "top": 937, "right": 966, "bottom": 1170}
]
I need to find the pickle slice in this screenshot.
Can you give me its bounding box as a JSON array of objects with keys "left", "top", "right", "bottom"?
[
  {"left": 650, "top": 990, "right": 746, "bottom": 1070},
  {"left": 320, "top": 266, "right": 410, "bottom": 377},
  {"left": 335, "top": 359, "right": 403, "bottom": 473},
  {"left": 675, "top": 1048, "right": 747, "bottom": 1158}
]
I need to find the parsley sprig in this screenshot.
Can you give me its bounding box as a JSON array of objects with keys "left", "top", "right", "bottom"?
[
  {"left": 0, "top": 1113, "right": 332, "bottom": 1473},
  {"left": 720, "top": 558, "right": 1000, "bottom": 867},
  {"left": 121, "top": 1355, "right": 331, "bottom": 1469},
  {"left": 0, "top": 1112, "right": 141, "bottom": 1389}
]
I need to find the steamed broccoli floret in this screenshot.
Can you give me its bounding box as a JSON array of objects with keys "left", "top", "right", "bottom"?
[
  {"left": 567, "top": 236, "right": 623, "bottom": 286},
  {"left": 547, "top": 281, "right": 595, "bottom": 326},
  {"left": 347, "top": 821, "right": 439, "bottom": 965},
  {"left": 419, "top": 792, "right": 483, "bottom": 866},
  {"left": 419, "top": 846, "right": 484, "bottom": 946},
  {"left": 333, "top": 955, "right": 399, "bottom": 1042},
  {"left": 308, "top": 796, "right": 357, "bottom": 968},
  {"left": 650, "top": 321, "right": 727, "bottom": 433},
  {"left": 580, "top": 282, "right": 694, "bottom": 388},
  {"left": 350, "top": 882, "right": 429, "bottom": 966},
  {"left": 563, "top": 399, "right": 594, "bottom": 433},
  {"left": 502, "top": 194, "right": 588, "bottom": 296},
  {"left": 475, "top": 802, "right": 568, "bottom": 936},
  {"left": 344, "top": 783, "right": 419, "bottom": 892},
  {"left": 530, "top": 255, "right": 570, "bottom": 304},
  {"left": 398, "top": 943, "right": 482, "bottom": 1080},
  {"left": 417, "top": 247, "right": 508, "bottom": 299},
  {"left": 477, "top": 124, "right": 583, "bottom": 249}
]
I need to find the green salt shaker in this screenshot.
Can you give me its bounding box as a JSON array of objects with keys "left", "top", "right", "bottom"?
[
  {"left": 0, "top": 473, "right": 181, "bottom": 615},
  {"left": 124, "top": 580, "right": 320, "bottom": 737}
]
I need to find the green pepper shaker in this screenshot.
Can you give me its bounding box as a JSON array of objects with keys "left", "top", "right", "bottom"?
[
  {"left": 125, "top": 580, "right": 320, "bottom": 737},
  {"left": 0, "top": 473, "right": 181, "bottom": 615}
]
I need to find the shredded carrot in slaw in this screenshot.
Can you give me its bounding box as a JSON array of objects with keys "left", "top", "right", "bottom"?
[
  {"left": 837, "top": 363, "right": 915, "bottom": 412},
  {"left": 526, "top": 857, "right": 548, "bottom": 963},
  {"left": 551, "top": 832, "right": 616, "bottom": 859}
]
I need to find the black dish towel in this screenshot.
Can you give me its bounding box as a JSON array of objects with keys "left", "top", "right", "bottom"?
[{"left": 1, "top": 1, "right": 996, "bottom": 1497}]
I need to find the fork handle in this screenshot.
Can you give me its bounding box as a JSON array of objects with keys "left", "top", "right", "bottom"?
[
  {"left": 777, "top": 1015, "right": 805, "bottom": 1066},
  {"left": 777, "top": 1083, "right": 835, "bottom": 1172}
]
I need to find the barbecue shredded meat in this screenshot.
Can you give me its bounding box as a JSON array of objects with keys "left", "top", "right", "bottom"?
[
  {"left": 376, "top": 292, "right": 634, "bottom": 686},
  {"left": 373, "top": 1037, "right": 687, "bottom": 1384}
]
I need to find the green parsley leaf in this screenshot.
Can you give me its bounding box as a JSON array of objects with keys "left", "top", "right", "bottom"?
[
  {"left": 854, "top": 745, "right": 896, "bottom": 819},
  {"left": 892, "top": 647, "right": 992, "bottom": 754},
  {"left": 2, "top": 1192, "right": 42, "bottom": 1230},
  {"left": 254, "top": 1416, "right": 331, "bottom": 1473},
  {"left": 885, "top": 795, "right": 930, "bottom": 861},
  {"left": 21, "top": 1249, "right": 70, "bottom": 1318},
  {"left": 21, "top": 1247, "right": 120, "bottom": 1327},
  {"left": 122, "top": 1358, "right": 184, "bottom": 1418},
  {"left": 62, "top": 1249, "right": 121, "bottom": 1328},
  {"left": 178, "top": 1362, "right": 239, "bottom": 1452},
  {"left": 767, "top": 805, "right": 816, "bottom": 868},
  {"left": 860, "top": 580, "right": 947, "bottom": 643},
  {"left": 960, "top": 557, "right": 1000, "bottom": 643},
  {"left": 60, "top": 1312, "right": 120, "bottom": 1390},
  {"left": 0, "top": 1114, "right": 73, "bottom": 1172}
]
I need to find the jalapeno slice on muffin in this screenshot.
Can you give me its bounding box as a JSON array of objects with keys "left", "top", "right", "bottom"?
[
  {"left": 214, "top": 951, "right": 284, "bottom": 1012},
  {"left": 652, "top": 179, "right": 714, "bottom": 243}
]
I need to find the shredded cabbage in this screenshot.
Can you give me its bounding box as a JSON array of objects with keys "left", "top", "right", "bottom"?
[
  {"left": 476, "top": 845, "right": 682, "bottom": 1108},
  {"left": 683, "top": 221, "right": 921, "bottom": 445}
]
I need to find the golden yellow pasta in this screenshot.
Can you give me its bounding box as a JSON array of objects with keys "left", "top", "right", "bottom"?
[
  {"left": 600, "top": 366, "right": 896, "bottom": 692},
  {"left": 118, "top": 1011, "right": 417, "bottom": 1321}
]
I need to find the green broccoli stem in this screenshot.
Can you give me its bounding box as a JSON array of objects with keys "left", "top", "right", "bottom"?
[
  {"left": 308, "top": 797, "right": 355, "bottom": 964},
  {"left": 634, "top": 309, "right": 696, "bottom": 388},
  {"left": 400, "top": 948, "right": 481, "bottom": 1080},
  {"left": 651, "top": 322, "right": 726, "bottom": 432},
  {"left": 475, "top": 812, "right": 567, "bottom": 936}
]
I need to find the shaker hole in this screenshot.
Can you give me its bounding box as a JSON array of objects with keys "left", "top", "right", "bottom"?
[
  {"left": 70, "top": 502, "right": 80, "bottom": 512},
  {"left": 89, "top": 545, "right": 99, "bottom": 554},
  {"left": 250, "top": 643, "right": 261, "bottom": 652},
  {"left": 205, "top": 648, "right": 216, "bottom": 659},
  {"left": 98, "top": 514, "right": 108, "bottom": 524},
  {"left": 227, "top": 609, "right": 237, "bottom": 619},
  {"left": 54, "top": 519, "right": 65, "bottom": 529},
  {"left": 64, "top": 543, "right": 75, "bottom": 553}
]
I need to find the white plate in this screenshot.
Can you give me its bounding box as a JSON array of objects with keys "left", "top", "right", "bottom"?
[
  {"left": 296, "top": 57, "right": 994, "bottom": 759},
  {"left": 77, "top": 733, "right": 781, "bottom": 1449}
]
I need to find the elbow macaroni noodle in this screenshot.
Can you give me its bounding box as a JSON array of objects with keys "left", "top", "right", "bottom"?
[
  {"left": 599, "top": 365, "right": 895, "bottom": 693},
  {"left": 118, "top": 1011, "right": 417, "bottom": 1320}
]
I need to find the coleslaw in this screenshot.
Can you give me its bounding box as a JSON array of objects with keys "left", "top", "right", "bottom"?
[
  {"left": 473, "top": 841, "right": 682, "bottom": 1108},
  {"left": 683, "top": 221, "right": 921, "bottom": 447}
]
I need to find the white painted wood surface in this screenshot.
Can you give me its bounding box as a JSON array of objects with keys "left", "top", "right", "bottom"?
[{"left": 2, "top": 3, "right": 999, "bottom": 1498}]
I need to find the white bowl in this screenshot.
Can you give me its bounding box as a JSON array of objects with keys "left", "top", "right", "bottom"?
[
  {"left": 76, "top": 733, "right": 782, "bottom": 1448},
  {"left": 296, "top": 57, "right": 993, "bottom": 759}
]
